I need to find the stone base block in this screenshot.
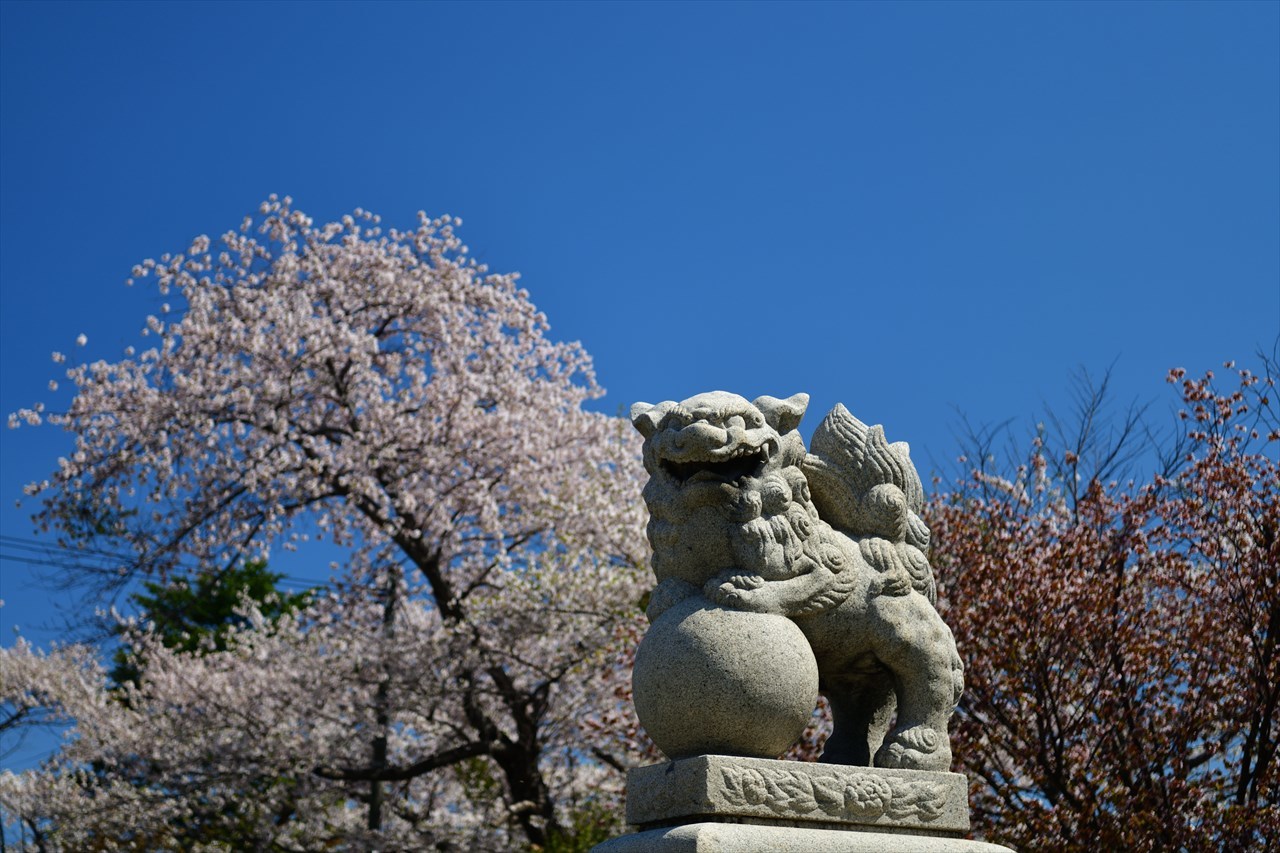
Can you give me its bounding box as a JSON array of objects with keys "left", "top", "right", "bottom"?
[
  {"left": 626, "top": 755, "right": 969, "bottom": 835},
  {"left": 592, "top": 822, "right": 1017, "bottom": 852}
]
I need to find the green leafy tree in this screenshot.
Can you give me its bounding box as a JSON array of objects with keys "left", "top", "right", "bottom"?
[
  {"left": 110, "top": 560, "right": 310, "bottom": 688},
  {"left": 90, "top": 562, "right": 316, "bottom": 849}
]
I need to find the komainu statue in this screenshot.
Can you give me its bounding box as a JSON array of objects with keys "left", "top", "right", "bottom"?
[{"left": 630, "top": 391, "right": 963, "bottom": 771}]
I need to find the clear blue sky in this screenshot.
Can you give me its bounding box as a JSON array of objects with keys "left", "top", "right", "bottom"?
[{"left": 1, "top": 0, "right": 1277, "bottom": 666}]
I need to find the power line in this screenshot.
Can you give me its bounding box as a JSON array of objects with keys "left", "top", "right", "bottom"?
[
  {"left": 0, "top": 534, "right": 134, "bottom": 561},
  {"left": 0, "top": 534, "right": 323, "bottom": 589}
]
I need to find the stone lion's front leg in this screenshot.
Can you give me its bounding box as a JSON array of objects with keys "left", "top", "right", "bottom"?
[
  {"left": 703, "top": 570, "right": 782, "bottom": 614},
  {"left": 704, "top": 567, "right": 841, "bottom": 617}
]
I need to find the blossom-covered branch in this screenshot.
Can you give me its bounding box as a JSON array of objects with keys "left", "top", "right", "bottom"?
[{"left": 3, "top": 198, "right": 652, "bottom": 850}]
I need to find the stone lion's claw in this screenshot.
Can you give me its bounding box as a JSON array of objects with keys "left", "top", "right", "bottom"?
[
  {"left": 701, "top": 574, "right": 764, "bottom": 612},
  {"left": 702, "top": 577, "right": 732, "bottom": 604},
  {"left": 870, "top": 566, "right": 913, "bottom": 597},
  {"left": 874, "top": 725, "right": 952, "bottom": 772}
]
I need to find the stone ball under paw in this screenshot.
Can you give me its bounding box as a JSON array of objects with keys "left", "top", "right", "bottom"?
[{"left": 633, "top": 594, "right": 819, "bottom": 760}]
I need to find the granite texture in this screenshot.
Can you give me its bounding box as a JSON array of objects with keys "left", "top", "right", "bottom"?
[
  {"left": 632, "top": 600, "right": 819, "bottom": 759},
  {"left": 630, "top": 392, "right": 963, "bottom": 769},
  {"left": 596, "top": 392, "right": 1000, "bottom": 853},
  {"left": 626, "top": 756, "right": 969, "bottom": 834},
  {"left": 592, "top": 822, "right": 1017, "bottom": 853}
]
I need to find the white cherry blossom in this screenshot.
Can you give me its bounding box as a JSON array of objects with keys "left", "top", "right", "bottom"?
[{"left": 3, "top": 198, "right": 651, "bottom": 849}]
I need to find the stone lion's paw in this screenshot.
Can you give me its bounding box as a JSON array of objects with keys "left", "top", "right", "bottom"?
[
  {"left": 875, "top": 567, "right": 913, "bottom": 597},
  {"left": 703, "top": 573, "right": 778, "bottom": 613},
  {"left": 714, "top": 584, "right": 747, "bottom": 608},
  {"left": 874, "top": 725, "right": 952, "bottom": 772}
]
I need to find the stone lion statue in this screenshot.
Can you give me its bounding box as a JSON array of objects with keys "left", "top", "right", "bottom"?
[{"left": 631, "top": 391, "right": 963, "bottom": 772}]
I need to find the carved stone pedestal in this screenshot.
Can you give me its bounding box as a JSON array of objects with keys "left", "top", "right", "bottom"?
[
  {"left": 591, "top": 755, "right": 1016, "bottom": 853},
  {"left": 592, "top": 822, "right": 1015, "bottom": 852}
]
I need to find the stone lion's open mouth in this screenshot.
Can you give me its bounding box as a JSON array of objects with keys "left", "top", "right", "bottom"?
[{"left": 660, "top": 443, "right": 771, "bottom": 485}]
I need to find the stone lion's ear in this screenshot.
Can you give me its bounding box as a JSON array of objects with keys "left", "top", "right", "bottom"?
[
  {"left": 631, "top": 401, "right": 671, "bottom": 438},
  {"left": 753, "top": 393, "right": 810, "bottom": 434}
]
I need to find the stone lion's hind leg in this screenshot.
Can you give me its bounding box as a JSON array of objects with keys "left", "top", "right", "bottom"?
[{"left": 866, "top": 594, "right": 960, "bottom": 772}]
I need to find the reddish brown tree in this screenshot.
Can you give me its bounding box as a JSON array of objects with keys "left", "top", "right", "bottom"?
[{"left": 929, "top": 358, "right": 1279, "bottom": 851}]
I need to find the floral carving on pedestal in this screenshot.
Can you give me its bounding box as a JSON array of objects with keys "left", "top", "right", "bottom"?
[
  {"left": 842, "top": 774, "right": 893, "bottom": 819},
  {"left": 717, "top": 764, "right": 950, "bottom": 824}
]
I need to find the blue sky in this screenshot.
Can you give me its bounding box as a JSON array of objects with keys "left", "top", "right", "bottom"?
[{"left": 1, "top": 0, "right": 1276, "bottom": 675}]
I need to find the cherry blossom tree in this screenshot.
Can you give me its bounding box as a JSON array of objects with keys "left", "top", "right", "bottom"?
[
  {"left": 929, "top": 356, "right": 1279, "bottom": 851},
  {"left": 107, "top": 559, "right": 310, "bottom": 689},
  {"left": 2, "top": 197, "right": 651, "bottom": 850}
]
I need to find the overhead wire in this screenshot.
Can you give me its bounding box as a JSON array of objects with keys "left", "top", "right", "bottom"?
[{"left": 0, "top": 534, "right": 322, "bottom": 589}]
